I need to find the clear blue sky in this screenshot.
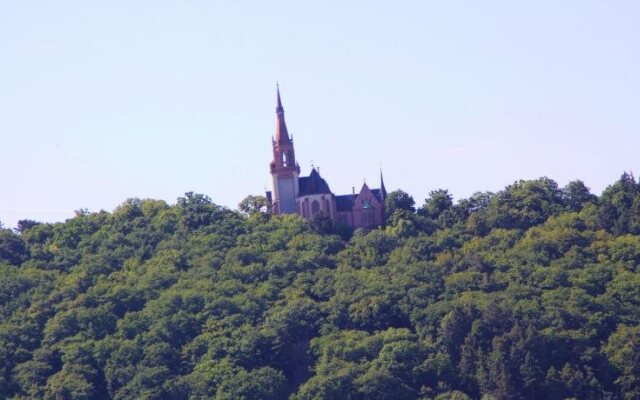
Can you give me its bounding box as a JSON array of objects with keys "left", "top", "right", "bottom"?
[{"left": 1, "top": 1, "right": 639, "bottom": 228}]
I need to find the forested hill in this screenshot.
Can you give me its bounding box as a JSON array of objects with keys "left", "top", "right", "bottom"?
[{"left": 2, "top": 175, "right": 640, "bottom": 400}]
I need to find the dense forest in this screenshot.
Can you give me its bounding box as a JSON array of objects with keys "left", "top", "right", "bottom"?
[{"left": 2, "top": 174, "right": 640, "bottom": 400}]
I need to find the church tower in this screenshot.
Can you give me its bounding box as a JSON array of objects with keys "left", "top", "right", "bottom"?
[{"left": 270, "top": 86, "right": 300, "bottom": 214}]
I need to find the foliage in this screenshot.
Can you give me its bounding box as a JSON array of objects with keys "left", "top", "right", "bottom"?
[
  {"left": 1, "top": 175, "right": 640, "bottom": 399},
  {"left": 0, "top": 229, "right": 29, "bottom": 265},
  {"left": 385, "top": 190, "right": 416, "bottom": 223},
  {"left": 238, "top": 195, "right": 269, "bottom": 216}
]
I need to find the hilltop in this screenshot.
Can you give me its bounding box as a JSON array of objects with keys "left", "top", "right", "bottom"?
[{"left": 1, "top": 174, "right": 640, "bottom": 399}]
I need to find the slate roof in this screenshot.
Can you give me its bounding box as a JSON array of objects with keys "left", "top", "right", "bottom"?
[
  {"left": 335, "top": 195, "right": 355, "bottom": 212},
  {"left": 289, "top": 167, "right": 387, "bottom": 212},
  {"left": 298, "top": 168, "right": 332, "bottom": 196},
  {"left": 371, "top": 189, "right": 384, "bottom": 203},
  {"left": 335, "top": 189, "right": 385, "bottom": 212}
]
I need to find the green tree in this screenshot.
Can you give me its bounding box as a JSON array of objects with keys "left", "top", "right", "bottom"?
[
  {"left": 385, "top": 190, "right": 416, "bottom": 219},
  {"left": 215, "top": 366, "right": 288, "bottom": 400},
  {"left": 15, "top": 219, "right": 41, "bottom": 234},
  {"left": 562, "top": 180, "right": 597, "bottom": 212},
  {"left": 485, "top": 177, "right": 566, "bottom": 230},
  {"left": 238, "top": 195, "right": 268, "bottom": 215},
  {"left": 177, "top": 191, "right": 222, "bottom": 230},
  {"left": 421, "top": 189, "right": 454, "bottom": 220},
  {"left": 311, "top": 211, "right": 334, "bottom": 235},
  {"left": 598, "top": 172, "right": 640, "bottom": 234},
  {"left": 43, "top": 371, "right": 95, "bottom": 400},
  {"left": 0, "top": 230, "right": 29, "bottom": 265},
  {"left": 603, "top": 324, "right": 640, "bottom": 399}
]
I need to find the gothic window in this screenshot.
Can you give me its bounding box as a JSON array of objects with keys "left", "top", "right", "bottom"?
[
  {"left": 282, "top": 151, "right": 288, "bottom": 166},
  {"left": 312, "top": 200, "right": 320, "bottom": 216},
  {"left": 303, "top": 200, "right": 309, "bottom": 218}
]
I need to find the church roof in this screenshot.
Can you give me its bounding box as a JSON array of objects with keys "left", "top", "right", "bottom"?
[
  {"left": 371, "top": 189, "right": 384, "bottom": 203},
  {"left": 335, "top": 189, "right": 384, "bottom": 212},
  {"left": 335, "top": 195, "right": 354, "bottom": 212},
  {"left": 298, "top": 168, "right": 332, "bottom": 196}
]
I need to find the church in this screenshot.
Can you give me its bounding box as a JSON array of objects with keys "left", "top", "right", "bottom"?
[{"left": 266, "top": 87, "right": 387, "bottom": 230}]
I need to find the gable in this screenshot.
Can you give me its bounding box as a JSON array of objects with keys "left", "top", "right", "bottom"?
[{"left": 298, "top": 170, "right": 332, "bottom": 196}]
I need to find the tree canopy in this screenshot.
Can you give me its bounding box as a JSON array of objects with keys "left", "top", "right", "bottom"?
[{"left": 2, "top": 174, "right": 640, "bottom": 399}]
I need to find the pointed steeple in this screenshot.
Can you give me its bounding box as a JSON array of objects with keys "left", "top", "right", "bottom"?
[
  {"left": 380, "top": 169, "right": 387, "bottom": 200},
  {"left": 276, "top": 83, "right": 284, "bottom": 111},
  {"left": 275, "top": 84, "right": 291, "bottom": 144}
]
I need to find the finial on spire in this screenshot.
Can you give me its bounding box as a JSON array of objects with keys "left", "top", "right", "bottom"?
[{"left": 276, "top": 82, "right": 283, "bottom": 112}]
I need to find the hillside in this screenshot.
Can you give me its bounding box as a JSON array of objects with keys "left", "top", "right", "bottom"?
[{"left": 2, "top": 175, "right": 640, "bottom": 399}]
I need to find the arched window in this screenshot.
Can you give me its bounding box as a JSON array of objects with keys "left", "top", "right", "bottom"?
[
  {"left": 282, "top": 151, "right": 288, "bottom": 166},
  {"left": 311, "top": 200, "right": 320, "bottom": 216}
]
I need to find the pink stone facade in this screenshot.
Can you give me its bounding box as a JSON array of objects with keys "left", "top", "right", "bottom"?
[{"left": 266, "top": 88, "right": 387, "bottom": 230}]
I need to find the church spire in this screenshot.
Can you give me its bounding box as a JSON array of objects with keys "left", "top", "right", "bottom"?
[
  {"left": 380, "top": 169, "right": 387, "bottom": 200},
  {"left": 270, "top": 84, "right": 299, "bottom": 215},
  {"left": 275, "top": 84, "right": 291, "bottom": 144},
  {"left": 276, "top": 83, "right": 283, "bottom": 111}
]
